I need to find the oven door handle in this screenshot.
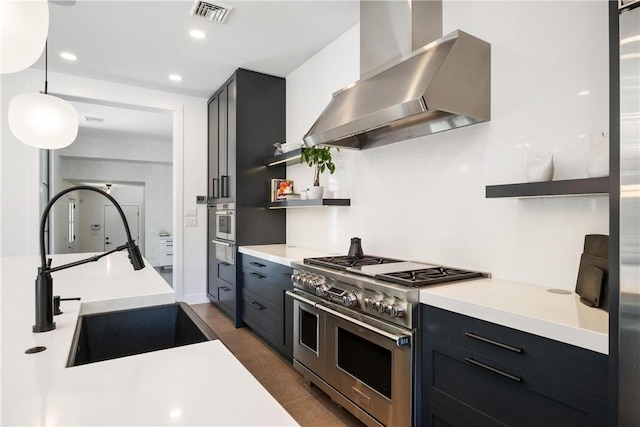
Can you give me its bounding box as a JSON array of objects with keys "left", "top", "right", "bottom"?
[
  {"left": 215, "top": 210, "right": 233, "bottom": 216},
  {"left": 286, "top": 290, "right": 411, "bottom": 347},
  {"left": 317, "top": 303, "right": 411, "bottom": 347},
  {"left": 212, "top": 240, "right": 234, "bottom": 247},
  {"left": 286, "top": 290, "right": 319, "bottom": 307}
]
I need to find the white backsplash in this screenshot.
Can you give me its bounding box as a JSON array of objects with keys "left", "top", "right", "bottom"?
[{"left": 285, "top": 1, "right": 609, "bottom": 290}]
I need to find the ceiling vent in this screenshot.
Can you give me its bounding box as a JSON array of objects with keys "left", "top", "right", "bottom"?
[
  {"left": 191, "top": 1, "right": 233, "bottom": 24},
  {"left": 84, "top": 116, "right": 104, "bottom": 124}
]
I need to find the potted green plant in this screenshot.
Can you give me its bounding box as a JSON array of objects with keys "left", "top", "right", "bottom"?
[{"left": 300, "top": 145, "right": 337, "bottom": 199}]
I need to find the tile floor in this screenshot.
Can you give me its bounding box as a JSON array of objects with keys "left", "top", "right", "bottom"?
[{"left": 191, "top": 303, "right": 365, "bottom": 427}]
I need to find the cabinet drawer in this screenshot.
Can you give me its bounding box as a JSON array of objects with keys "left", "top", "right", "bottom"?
[
  {"left": 218, "top": 260, "right": 236, "bottom": 285},
  {"left": 217, "top": 278, "right": 236, "bottom": 312},
  {"left": 422, "top": 306, "right": 607, "bottom": 399},
  {"left": 242, "top": 269, "right": 283, "bottom": 306},
  {"left": 242, "top": 254, "right": 293, "bottom": 282},
  {"left": 427, "top": 339, "right": 606, "bottom": 427},
  {"left": 242, "top": 289, "right": 282, "bottom": 344}
]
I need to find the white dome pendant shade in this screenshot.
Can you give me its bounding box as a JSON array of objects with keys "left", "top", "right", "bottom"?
[
  {"left": 8, "top": 93, "right": 78, "bottom": 149},
  {"left": 0, "top": 0, "right": 49, "bottom": 74}
]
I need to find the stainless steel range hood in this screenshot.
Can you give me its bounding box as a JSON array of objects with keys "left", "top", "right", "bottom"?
[{"left": 303, "top": 2, "right": 491, "bottom": 150}]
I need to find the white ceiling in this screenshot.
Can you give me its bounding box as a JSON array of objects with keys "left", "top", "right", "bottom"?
[{"left": 39, "top": 0, "right": 360, "bottom": 98}]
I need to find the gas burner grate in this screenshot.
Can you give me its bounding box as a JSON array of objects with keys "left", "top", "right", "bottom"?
[
  {"left": 304, "top": 255, "right": 402, "bottom": 271},
  {"left": 377, "top": 267, "right": 483, "bottom": 287}
]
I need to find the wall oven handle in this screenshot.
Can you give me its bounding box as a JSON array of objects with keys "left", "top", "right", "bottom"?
[
  {"left": 215, "top": 210, "right": 234, "bottom": 216},
  {"left": 317, "top": 303, "right": 411, "bottom": 347},
  {"left": 212, "top": 240, "right": 234, "bottom": 247}
]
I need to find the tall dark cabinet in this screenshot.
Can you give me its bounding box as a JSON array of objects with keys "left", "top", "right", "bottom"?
[{"left": 207, "top": 69, "right": 287, "bottom": 327}]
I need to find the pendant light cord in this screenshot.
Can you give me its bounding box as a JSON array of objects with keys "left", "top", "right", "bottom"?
[{"left": 44, "top": 40, "right": 48, "bottom": 95}]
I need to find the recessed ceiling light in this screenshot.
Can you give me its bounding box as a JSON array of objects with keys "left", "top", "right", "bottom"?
[
  {"left": 189, "top": 29, "right": 206, "bottom": 39},
  {"left": 578, "top": 90, "right": 590, "bottom": 96},
  {"left": 60, "top": 52, "right": 77, "bottom": 61},
  {"left": 169, "top": 74, "right": 182, "bottom": 82}
]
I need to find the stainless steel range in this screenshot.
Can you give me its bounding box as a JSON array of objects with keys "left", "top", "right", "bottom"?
[{"left": 287, "top": 254, "right": 487, "bottom": 427}]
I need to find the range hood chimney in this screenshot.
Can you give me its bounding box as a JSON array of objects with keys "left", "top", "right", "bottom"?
[{"left": 303, "top": 0, "right": 491, "bottom": 150}]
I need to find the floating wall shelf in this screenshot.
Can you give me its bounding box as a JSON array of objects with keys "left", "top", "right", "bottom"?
[
  {"left": 486, "top": 177, "right": 610, "bottom": 198},
  {"left": 265, "top": 198, "right": 351, "bottom": 209},
  {"left": 264, "top": 148, "right": 303, "bottom": 167}
]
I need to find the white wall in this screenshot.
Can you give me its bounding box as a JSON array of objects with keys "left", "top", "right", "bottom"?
[
  {"left": 285, "top": 1, "right": 609, "bottom": 291},
  {"left": 0, "top": 69, "right": 208, "bottom": 303},
  {"left": 76, "top": 185, "right": 145, "bottom": 254},
  {"left": 51, "top": 128, "right": 172, "bottom": 266}
]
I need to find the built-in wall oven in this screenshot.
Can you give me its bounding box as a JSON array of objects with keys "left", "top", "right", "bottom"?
[{"left": 212, "top": 203, "right": 235, "bottom": 264}]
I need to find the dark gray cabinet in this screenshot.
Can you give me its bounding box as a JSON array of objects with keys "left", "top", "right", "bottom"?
[
  {"left": 420, "top": 305, "right": 607, "bottom": 427},
  {"left": 240, "top": 254, "right": 294, "bottom": 360},
  {"left": 206, "top": 69, "right": 287, "bottom": 327}
]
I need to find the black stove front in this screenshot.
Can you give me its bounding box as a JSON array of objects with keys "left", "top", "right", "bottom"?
[
  {"left": 304, "top": 255, "right": 402, "bottom": 270},
  {"left": 376, "top": 267, "right": 483, "bottom": 287}
]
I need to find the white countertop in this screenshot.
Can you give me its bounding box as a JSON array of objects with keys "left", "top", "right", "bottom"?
[
  {"left": 420, "top": 278, "right": 609, "bottom": 354},
  {"left": 239, "top": 244, "right": 337, "bottom": 267},
  {"left": 238, "top": 245, "right": 608, "bottom": 354},
  {"left": 0, "top": 252, "right": 297, "bottom": 426}
]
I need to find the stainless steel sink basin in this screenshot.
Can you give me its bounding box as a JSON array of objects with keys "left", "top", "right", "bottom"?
[{"left": 67, "top": 302, "right": 217, "bottom": 367}]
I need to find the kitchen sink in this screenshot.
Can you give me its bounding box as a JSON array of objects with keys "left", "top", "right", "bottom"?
[{"left": 67, "top": 302, "right": 217, "bottom": 367}]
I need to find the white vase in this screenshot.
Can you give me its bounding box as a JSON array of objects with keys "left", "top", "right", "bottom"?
[
  {"left": 307, "top": 186, "right": 324, "bottom": 199},
  {"left": 526, "top": 155, "right": 554, "bottom": 182},
  {"left": 587, "top": 132, "right": 609, "bottom": 178}
]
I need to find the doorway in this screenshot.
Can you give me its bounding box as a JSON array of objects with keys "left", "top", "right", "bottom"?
[
  {"left": 104, "top": 204, "right": 140, "bottom": 251},
  {"left": 48, "top": 99, "right": 174, "bottom": 289}
]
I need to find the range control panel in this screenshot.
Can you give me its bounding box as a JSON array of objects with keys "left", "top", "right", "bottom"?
[{"left": 291, "top": 271, "right": 411, "bottom": 328}]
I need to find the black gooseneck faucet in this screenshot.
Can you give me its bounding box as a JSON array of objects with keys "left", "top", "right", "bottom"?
[{"left": 33, "top": 186, "right": 145, "bottom": 333}]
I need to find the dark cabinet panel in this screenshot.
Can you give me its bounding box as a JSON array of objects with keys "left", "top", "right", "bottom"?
[
  {"left": 424, "top": 305, "right": 607, "bottom": 399},
  {"left": 217, "top": 260, "right": 236, "bottom": 286},
  {"left": 208, "top": 95, "right": 219, "bottom": 199},
  {"left": 420, "top": 305, "right": 607, "bottom": 427},
  {"left": 217, "top": 278, "right": 236, "bottom": 315},
  {"left": 206, "top": 69, "right": 287, "bottom": 327},
  {"left": 241, "top": 253, "right": 293, "bottom": 360}
]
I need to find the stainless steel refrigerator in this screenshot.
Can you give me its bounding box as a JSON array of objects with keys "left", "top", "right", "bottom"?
[{"left": 612, "top": 1, "right": 640, "bottom": 425}]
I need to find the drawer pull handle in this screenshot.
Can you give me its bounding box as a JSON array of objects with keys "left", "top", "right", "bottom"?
[
  {"left": 249, "top": 262, "right": 266, "bottom": 268},
  {"left": 220, "top": 286, "right": 231, "bottom": 292},
  {"left": 220, "top": 262, "right": 230, "bottom": 266},
  {"left": 250, "top": 272, "right": 266, "bottom": 279},
  {"left": 465, "top": 332, "right": 522, "bottom": 353},
  {"left": 166, "top": 253, "right": 173, "bottom": 256},
  {"left": 465, "top": 358, "right": 522, "bottom": 383},
  {"left": 250, "top": 301, "right": 265, "bottom": 310}
]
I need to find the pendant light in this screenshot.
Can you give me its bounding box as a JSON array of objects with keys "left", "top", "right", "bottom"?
[
  {"left": 0, "top": 0, "right": 49, "bottom": 74},
  {"left": 7, "top": 42, "right": 79, "bottom": 149}
]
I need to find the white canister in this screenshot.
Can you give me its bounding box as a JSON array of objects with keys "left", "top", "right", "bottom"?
[{"left": 526, "top": 155, "right": 554, "bottom": 182}]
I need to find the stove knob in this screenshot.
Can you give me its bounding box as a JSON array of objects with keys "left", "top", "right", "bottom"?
[
  {"left": 315, "top": 284, "right": 329, "bottom": 297},
  {"left": 375, "top": 301, "right": 387, "bottom": 314},
  {"left": 302, "top": 274, "right": 315, "bottom": 288},
  {"left": 342, "top": 293, "right": 358, "bottom": 308},
  {"left": 388, "top": 304, "right": 405, "bottom": 318},
  {"left": 293, "top": 273, "right": 305, "bottom": 285},
  {"left": 364, "top": 297, "right": 376, "bottom": 310}
]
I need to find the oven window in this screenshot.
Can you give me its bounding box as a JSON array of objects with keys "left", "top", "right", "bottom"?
[
  {"left": 218, "top": 216, "right": 231, "bottom": 234},
  {"left": 300, "top": 309, "right": 318, "bottom": 352},
  {"left": 337, "top": 328, "right": 392, "bottom": 399}
]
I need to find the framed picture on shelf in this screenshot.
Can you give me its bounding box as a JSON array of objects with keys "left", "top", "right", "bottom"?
[{"left": 270, "top": 179, "right": 294, "bottom": 202}]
